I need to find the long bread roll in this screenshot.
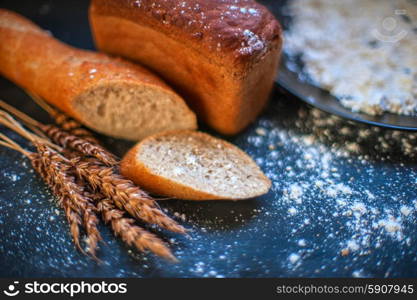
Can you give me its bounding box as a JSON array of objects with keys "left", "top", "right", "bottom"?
[{"left": 0, "top": 9, "right": 197, "bottom": 140}]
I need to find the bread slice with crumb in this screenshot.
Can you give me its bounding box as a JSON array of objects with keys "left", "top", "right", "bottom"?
[{"left": 120, "top": 130, "right": 271, "bottom": 200}]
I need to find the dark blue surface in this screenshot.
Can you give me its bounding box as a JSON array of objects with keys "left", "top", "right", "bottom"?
[{"left": 0, "top": 0, "right": 416, "bottom": 278}]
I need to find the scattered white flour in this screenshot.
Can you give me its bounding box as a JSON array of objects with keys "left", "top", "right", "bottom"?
[
  {"left": 379, "top": 217, "right": 402, "bottom": 234},
  {"left": 285, "top": 0, "right": 417, "bottom": 116},
  {"left": 347, "top": 240, "right": 360, "bottom": 252},
  {"left": 247, "top": 103, "right": 417, "bottom": 274},
  {"left": 351, "top": 202, "right": 367, "bottom": 216},
  {"left": 400, "top": 205, "right": 412, "bottom": 216},
  {"left": 1, "top": 96, "right": 416, "bottom": 277},
  {"left": 9, "top": 173, "right": 19, "bottom": 182},
  {"left": 285, "top": 183, "right": 303, "bottom": 203},
  {"left": 288, "top": 207, "right": 298, "bottom": 216},
  {"left": 297, "top": 239, "right": 307, "bottom": 247},
  {"left": 289, "top": 253, "right": 301, "bottom": 264},
  {"left": 352, "top": 270, "right": 366, "bottom": 278}
]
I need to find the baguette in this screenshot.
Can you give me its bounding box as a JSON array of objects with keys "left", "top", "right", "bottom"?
[
  {"left": 0, "top": 9, "right": 197, "bottom": 140},
  {"left": 120, "top": 130, "right": 271, "bottom": 200},
  {"left": 89, "top": 0, "right": 282, "bottom": 135}
]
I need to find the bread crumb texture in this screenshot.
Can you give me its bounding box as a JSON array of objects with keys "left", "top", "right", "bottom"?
[
  {"left": 135, "top": 131, "right": 271, "bottom": 200},
  {"left": 73, "top": 82, "right": 196, "bottom": 140}
]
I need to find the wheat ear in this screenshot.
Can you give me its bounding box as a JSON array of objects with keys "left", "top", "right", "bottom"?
[
  {"left": 94, "top": 195, "right": 176, "bottom": 261},
  {"left": 0, "top": 134, "right": 84, "bottom": 253},
  {"left": 74, "top": 160, "right": 186, "bottom": 234},
  {"left": 0, "top": 114, "right": 102, "bottom": 257},
  {"left": 24, "top": 92, "right": 100, "bottom": 143},
  {"left": 35, "top": 143, "right": 102, "bottom": 257},
  {"left": 0, "top": 104, "right": 117, "bottom": 166}
]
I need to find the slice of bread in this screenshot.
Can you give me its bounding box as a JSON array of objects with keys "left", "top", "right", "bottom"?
[{"left": 120, "top": 130, "right": 271, "bottom": 200}]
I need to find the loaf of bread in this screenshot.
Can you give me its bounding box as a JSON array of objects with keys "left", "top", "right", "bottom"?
[
  {"left": 89, "top": 0, "right": 282, "bottom": 135},
  {"left": 120, "top": 130, "right": 271, "bottom": 200},
  {"left": 0, "top": 9, "right": 197, "bottom": 140}
]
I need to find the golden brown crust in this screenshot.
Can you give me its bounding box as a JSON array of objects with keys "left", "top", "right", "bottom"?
[
  {"left": 0, "top": 9, "right": 196, "bottom": 139},
  {"left": 89, "top": 0, "right": 283, "bottom": 135},
  {"left": 90, "top": 0, "right": 282, "bottom": 66},
  {"left": 120, "top": 130, "right": 271, "bottom": 201}
]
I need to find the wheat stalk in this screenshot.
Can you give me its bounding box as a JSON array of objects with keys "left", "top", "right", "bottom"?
[
  {"left": 79, "top": 188, "right": 176, "bottom": 260},
  {"left": 35, "top": 143, "right": 102, "bottom": 257},
  {"left": 0, "top": 109, "right": 61, "bottom": 151},
  {"left": 0, "top": 134, "right": 176, "bottom": 261},
  {"left": 0, "top": 108, "right": 185, "bottom": 261},
  {"left": 31, "top": 156, "right": 84, "bottom": 251},
  {"left": 25, "top": 91, "right": 99, "bottom": 144},
  {"left": 96, "top": 196, "right": 176, "bottom": 261},
  {"left": 0, "top": 134, "right": 84, "bottom": 253},
  {"left": 74, "top": 160, "right": 186, "bottom": 234},
  {"left": 42, "top": 125, "right": 118, "bottom": 166},
  {"left": 0, "top": 115, "right": 102, "bottom": 257},
  {"left": 0, "top": 103, "right": 117, "bottom": 166}
]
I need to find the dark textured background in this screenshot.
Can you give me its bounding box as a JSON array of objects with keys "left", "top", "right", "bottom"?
[{"left": 0, "top": 0, "right": 416, "bottom": 278}]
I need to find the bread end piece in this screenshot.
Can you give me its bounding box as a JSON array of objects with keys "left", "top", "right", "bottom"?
[{"left": 120, "top": 130, "right": 271, "bottom": 200}]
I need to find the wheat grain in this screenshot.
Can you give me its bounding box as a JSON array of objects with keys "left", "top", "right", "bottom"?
[
  {"left": 42, "top": 125, "right": 117, "bottom": 166},
  {"left": 0, "top": 102, "right": 116, "bottom": 165},
  {"left": 0, "top": 107, "right": 185, "bottom": 261},
  {"left": 75, "top": 160, "right": 186, "bottom": 234},
  {"left": 35, "top": 143, "right": 102, "bottom": 257},
  {"left": 0, "top": 135, "right": 84, "bottom": 253},
  {"left": 97, "top": 198, "right": 176, "bottom": 261},
  {"left": 25, "top": 91, "right": 99, "bottom": 143}
]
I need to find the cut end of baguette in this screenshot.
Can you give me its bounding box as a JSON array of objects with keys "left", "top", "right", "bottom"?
[
  {"left": 72, "top": 81, "right": 197, "bottom": 140},
  {"left": 121, "top": 130, "right": 271, "bottom": 200}
]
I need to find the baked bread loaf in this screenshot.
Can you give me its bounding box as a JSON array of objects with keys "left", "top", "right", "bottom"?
[
  {"left": 120, "top": 130, "right": 271, "bottom": 200},
  {"left": 89, "top": 0, "right": 282, "bottom": 135},
  {"left": 0, "top": 9, "right": 197, "bottom": 140}
]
